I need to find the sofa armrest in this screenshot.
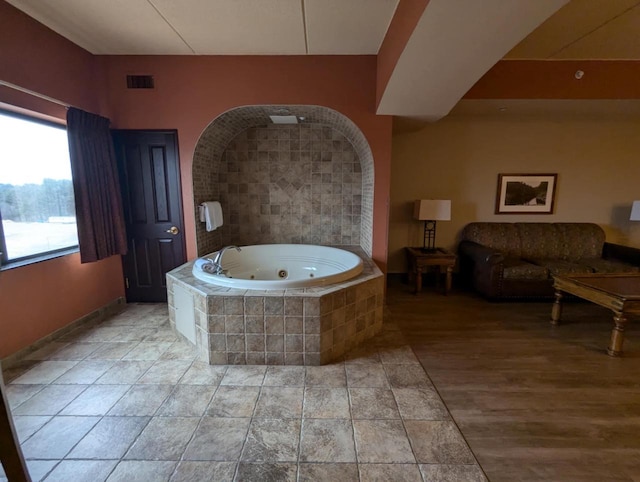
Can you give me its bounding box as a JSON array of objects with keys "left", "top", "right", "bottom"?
[
  {"left": 459, "top": 240, "right": 505, "bottom": 266},
  {"left": 458, "top": 241, "right": 505, "bottom": 298},
  {"left": 603, "top": 242, "right": 640, "bottom": 266}
]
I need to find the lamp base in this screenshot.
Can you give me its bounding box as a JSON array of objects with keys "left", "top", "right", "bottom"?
[{"left": 422, "top": 220, "right": 437, "bottom": 251}]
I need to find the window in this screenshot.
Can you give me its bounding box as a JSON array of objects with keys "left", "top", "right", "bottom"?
[{"left": 0, "top": 111, "right": 78, "bottom": 266}]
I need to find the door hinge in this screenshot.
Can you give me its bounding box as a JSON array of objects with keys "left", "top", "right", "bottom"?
[{"left": 125, "top": 277, "right": 130, "bottom": 289}]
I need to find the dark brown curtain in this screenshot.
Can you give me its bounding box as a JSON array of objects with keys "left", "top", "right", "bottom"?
[{"left": 67, "top": 107, "right": 127, "bottom": 263}]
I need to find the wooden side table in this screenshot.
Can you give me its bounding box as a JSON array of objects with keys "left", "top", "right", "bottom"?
[{"left": 405, "top": 247, "right": 456, "bottom": 295}]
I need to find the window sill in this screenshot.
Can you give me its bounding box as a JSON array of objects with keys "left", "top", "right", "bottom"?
[{"left": 0, "top": 247, "right": 79, "bottom": 271}]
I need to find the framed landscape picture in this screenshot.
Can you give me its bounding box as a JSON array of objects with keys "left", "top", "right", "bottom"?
[{"left": 495, "top": 173, "right": 557, "bottom": 214}]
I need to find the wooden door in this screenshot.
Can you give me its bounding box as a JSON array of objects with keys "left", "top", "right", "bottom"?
[{"left": 112, "top": 130, "right": 186, "bottom": 302}]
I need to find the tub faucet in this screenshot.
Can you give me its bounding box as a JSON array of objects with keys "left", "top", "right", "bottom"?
[{"left": 208, "top": 245, "right": 241, "bottom": 275}]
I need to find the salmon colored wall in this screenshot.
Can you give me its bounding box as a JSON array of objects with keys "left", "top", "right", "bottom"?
[
  {"left": 0, "top": 1, "right": 124, "bottom": 358},
  {"left": 465, "top": 60, "right": 640, "bottom": 99},
  {"left": 100, "top": 55, "right": 393, "bottom": 270}
]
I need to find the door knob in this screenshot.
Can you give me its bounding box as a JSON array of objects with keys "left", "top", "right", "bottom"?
[{"left": 166, "top": 226, "right": 179, "bottom": 235}]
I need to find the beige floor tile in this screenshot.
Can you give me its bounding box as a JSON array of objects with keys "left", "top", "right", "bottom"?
[
  {"left": 157, "top": 385, "right": 215, "bottom": 417},
  {"left": 136, "top": 360, "right": 191, "bottom": 384},
  {"left": 299, "top": 419, "right": 356, "bottom": 463},
  {"left": 41, "top": 460, "right": 118, "bottom": 482},
  {"left": 11, "top": 361, "right": 78, "bottom": 385},
  {"left": 359, "top": 463, "right": 423, "bottom": 481},
  {"left": 22, "top": 342, "right": 69, "bottom": 361},
  {"left": 349, "top": 388, "right": 400, "bottom": 419},
  {"left": 405, "top": 421, "right": 476, "bottom": 464},
  {"left": 51, "top": 360, "right": 115, "bottom": 384},
  {"left": 106, "top": 461, "right": 176, "bottom": 482},
  {"left": 4, "top": 384, "right": 45, "bottom": 410},
  {"left": 85, "top": 342, "right": 139, "bottom": 360},
  {"left": 254, "top": 387, "right": 303, "bottom": 418},
  {"left": 345, "top": 364, "right": 389, "bottom": 388},
  {"left": 393, "top": 388, "right": 450, "bottom": 420},
  {"left": 125, "top": 416, "right": 199, "bottom": 461},
  {"left": 122, "top": 342, "right": 173, "bottom": 361},
  {"left": 262, "top": 366, "right": 305, "bottom": 386},
  {"left": 21, "top": 416, "right": 100, "bottom": 459},
  {"left": 298, "top": 463, "right": 358, "bottom": 481},
  {"left": 47, "top": 342, "right": 103, "bottom": 361},
  {"left": 220, "top": 366, "right": 267, "bottom": 386},
  {"left": 60, "top": 384, "right": 130, "bottom": 416},
  {"left": 241, "top": 418, "right": 301, "bottom": 462},
  {"left": 25, "top": 460, "right": 59, "bottom": 482},
  {"left": 378, "top": 346, "right": 420, "bottom": 365},
  {"left": 160, "top": 341, "right": 199, "bottom": 360},
  {"left": 12, "top": 385, "right": 88, "bottom": 416},
  {"left": 107, "top": 384, "right": 174, "bottom": 416},
  {"left": 170, "top": 461, "right": 236, "bottom": 482},
  {"left": 179, "top": 362, "right": 227, "bottom": 385},
  {"left": 183, "top": 417, "right": 250, "bottom": 461},
  {"left": 352, "top": 419, "right": 415, "bottom": 463},
  {"left": 95, "top": 361, "right": 153, "bottom": 384},
  {"left": 68, "top": 416, "right": 149, "bottom": 459},
  {"left": 235, "top": 462, "right": 297, "bottom": 481},
  {"left": 206, "top": 386, "right": 259, "bottom": 417},
  {"left": 305, "top": 365, "right": 347, "bottom": 387},
  {"left": 303, "top": 388, "right": 350, "bottom": 419},
  {"left": 419, "top": 463, "right": 487, "bottom": 481},
  {"left": 12, "top": 416, "right": 51, "bottom": 442},
  {"left": 384, "top": 364, "right": 433, "bottom": 389}
]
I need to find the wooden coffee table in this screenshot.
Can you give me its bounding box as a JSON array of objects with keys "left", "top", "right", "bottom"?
[{"left": 551, "top": 273, "right": 640, "bottom": 356}]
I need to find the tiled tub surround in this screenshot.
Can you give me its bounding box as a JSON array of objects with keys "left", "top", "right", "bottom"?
[
  {"left": 167, "top": 248, "right": 384, "bottom": 365},
  {"left": 1, "top": 303, "right": 485, "bottom": 482},
  {"left": 192, "top": 106, "right": 375, "bottom": 258}
]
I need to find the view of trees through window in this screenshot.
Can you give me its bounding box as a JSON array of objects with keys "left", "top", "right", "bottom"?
[{"left": 0, "top": 111, "right": 78, "bottom": 262}]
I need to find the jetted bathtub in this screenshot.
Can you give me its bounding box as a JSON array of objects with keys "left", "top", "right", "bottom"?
[{"left": 193, "top": 244, "right": 363, "bottom": 289}]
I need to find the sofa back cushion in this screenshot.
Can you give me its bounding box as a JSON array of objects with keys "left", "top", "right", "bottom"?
[
  {"left": 516, "top": 223, "right": 563, "bottom": 259},
  {"left": 461, "top": 223, "right": 521, "bottom": 257},
  {"left": 555, "top": 223, "right": 604, "bottom": 260}
]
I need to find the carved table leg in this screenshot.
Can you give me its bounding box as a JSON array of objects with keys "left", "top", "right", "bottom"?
[
  {"left": 607, "top": 312, "right": 627, "bottom": 357},
  {"left": 550, "top": 290, "right": 563, "bottom": 325}
]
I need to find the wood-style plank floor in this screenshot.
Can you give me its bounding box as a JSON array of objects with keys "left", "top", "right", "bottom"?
[{"left": 387, "top": 277, "right": 640, "bottom": 482}]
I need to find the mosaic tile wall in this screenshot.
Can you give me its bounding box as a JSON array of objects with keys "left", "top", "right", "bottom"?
[{"left": 192, "top": 106, "right": 374, "bottom": 257}]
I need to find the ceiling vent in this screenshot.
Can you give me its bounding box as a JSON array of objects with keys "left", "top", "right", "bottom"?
[{"left": 126, "top": 75, "right": 155, "bottom": 89}]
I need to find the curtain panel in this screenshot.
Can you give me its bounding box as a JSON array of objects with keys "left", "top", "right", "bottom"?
[{"left": 67, "top": 107, "right": 127, "bottom": 263}]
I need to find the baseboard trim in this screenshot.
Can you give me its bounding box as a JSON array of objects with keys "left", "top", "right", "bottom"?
[{"left": 1, "top": 297, "right": 126, "bottom": 371}]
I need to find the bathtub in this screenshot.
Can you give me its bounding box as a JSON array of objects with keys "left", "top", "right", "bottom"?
[{"left": 192, "top": 244, "right": 363, "bottom": 289}]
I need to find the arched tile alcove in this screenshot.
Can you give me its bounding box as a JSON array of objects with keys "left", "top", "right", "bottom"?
[{"left": 192, "top": 105, "right": 374, "bottom": 257}]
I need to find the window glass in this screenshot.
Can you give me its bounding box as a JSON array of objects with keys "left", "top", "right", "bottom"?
[{"left": 0, "top": 112, "right": 78, "bottom": 263}]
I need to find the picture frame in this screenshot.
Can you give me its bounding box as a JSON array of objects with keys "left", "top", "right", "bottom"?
[{"left": 495, "top": 173, "right": 557, "bottom": 214}]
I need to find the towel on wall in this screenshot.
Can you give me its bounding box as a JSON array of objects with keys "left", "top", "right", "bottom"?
[{"left": 200, "top": 201, "right": 223, "bottom": 232}]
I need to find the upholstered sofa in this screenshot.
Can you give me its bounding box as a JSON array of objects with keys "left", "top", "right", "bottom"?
[{"left": 458, "top": 222, "right": 640, "bottom": 299}]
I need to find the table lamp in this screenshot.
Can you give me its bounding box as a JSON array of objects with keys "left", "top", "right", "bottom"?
[
  {"left": 413, "top": 199, "right": 451, "bottom": 252},
  {"left": 631, "top": 201, "right": 640, "bottom": 221}
]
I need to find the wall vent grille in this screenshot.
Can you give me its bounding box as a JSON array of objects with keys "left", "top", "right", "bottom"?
[{"left": 126, "top": 75, "right": 155, "bottom": 89}]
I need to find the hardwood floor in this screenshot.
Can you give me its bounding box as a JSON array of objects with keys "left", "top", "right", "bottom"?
[{"left": 387, "top": 277, "right": 640, "bottom": 482}]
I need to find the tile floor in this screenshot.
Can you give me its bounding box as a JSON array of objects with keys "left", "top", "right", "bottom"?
[{"left": 1, "top": 303, "right": 486, "bottom": 481}]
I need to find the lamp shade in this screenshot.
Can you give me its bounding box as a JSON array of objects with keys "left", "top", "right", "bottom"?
[
  {"left": 414, "top": 200, "right": 451, "bottom": 221},
  {"left": 631, "top": 201, "right": 640, "bottom": 221}
]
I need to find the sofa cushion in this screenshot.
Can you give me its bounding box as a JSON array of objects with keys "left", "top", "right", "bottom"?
[
  {"left": 578, "top": 258, "right": 640, "bottom": 274},
  {"left": 516, "top": 223, "right": 563, "bottom": 259},
  {"left": 526, "top": 258, "right": 594, "bottom": 276},
  {"left": 502, "top": 258, "right": 549, "bottom": 280},
  {"left": 555, "top": 223, "right": 604, "bottom": 260},
  {"left": 461, "top": 223, "right": 521, "bottom": 257}
]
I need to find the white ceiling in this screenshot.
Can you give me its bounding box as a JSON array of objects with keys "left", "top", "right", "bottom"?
[{"left": 5, "top": 0, "right": 399, "bottom": 55}]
